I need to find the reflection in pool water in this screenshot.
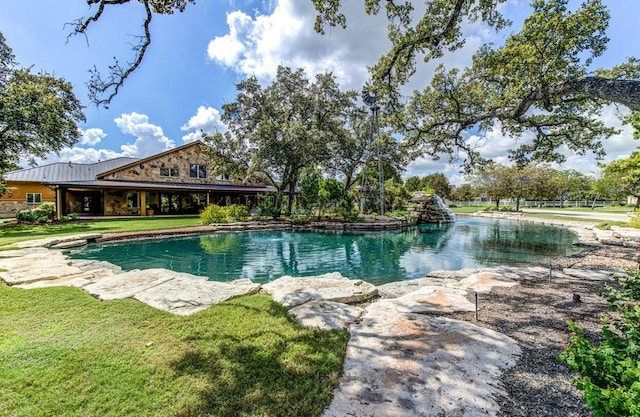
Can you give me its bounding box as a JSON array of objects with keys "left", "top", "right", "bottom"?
[{"left": 69, "top": 217, "right": 578, "bottom": 285}]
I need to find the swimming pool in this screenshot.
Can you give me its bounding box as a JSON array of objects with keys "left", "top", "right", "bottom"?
[{"left": 69, "top": 216, "right": 578, "bottom": 285}]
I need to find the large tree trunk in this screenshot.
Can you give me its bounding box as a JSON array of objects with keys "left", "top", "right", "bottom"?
[
  {"left": 287, "top": 187, "right": 295, "bottom": 217},
  {"left": 554, "top": 77, "right": 640, "bottom": 111}
]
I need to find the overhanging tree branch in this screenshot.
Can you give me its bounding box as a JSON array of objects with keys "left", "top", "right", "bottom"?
[{"left": 69, "top": 0, "right": 193, "bottom": 107}]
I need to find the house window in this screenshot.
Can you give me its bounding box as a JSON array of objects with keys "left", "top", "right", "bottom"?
[
  {"left": 189, "top": 164, "right": 207, "bottom": 179},
  {"left": 126, "top": 192, "right": 140, "bottom": 209},
  {"left": 216, "top": 174, "right": 230, "bottom": 181},
  {"left": 26, "top": 193, "right": 42, "bottom": 204},
  {"left": 160, "top": 167, "right": 179, "bottom": 177}
]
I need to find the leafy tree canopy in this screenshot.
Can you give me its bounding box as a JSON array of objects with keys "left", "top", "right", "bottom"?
[
  {"left": 400, "top": 0, "right": 634, "bottom": 169},
  {"left": 203, "top": 66, "right": 354, "bottom": 216},
  {"left": 600, "top": 152, "right": 640, "bottom": 205},
  {"left": 0, "top": 32, "right": 85, "bottom": 176}
]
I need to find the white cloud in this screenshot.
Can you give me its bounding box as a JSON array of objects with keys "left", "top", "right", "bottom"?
[
  {"left": 597, "top": 105, "right": 637, "bottom": 157},
  {"left": 207, "top": 11, "right": 251, "bottom": 67},
  {"left": 43, "top": 147, "right": 126, "bottom": 164},
  {"left": 206, "top": 0, "right": 501, "bottom": 96},
  {"left": 35, "top": 146, "right": 126, "bottom": 167},
  {"left": 207, "top": 0, "right": 388, "bottom": 90},
  {"left": 114, "top": 112, "right": 175, "bottom": 157},
  {"left": 79, "top": 128, "right": 107, "bottom": 146},
  {"left": 180, "top": 105, "right": 227, "bottom": 143}
]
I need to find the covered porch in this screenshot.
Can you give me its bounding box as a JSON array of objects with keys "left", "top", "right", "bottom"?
[{"left": 50, "top": 180, "right": 274, "bottom": 218}]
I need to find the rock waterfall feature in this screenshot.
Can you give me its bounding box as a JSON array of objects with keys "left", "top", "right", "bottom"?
[{"left": 409, "top": 192, "right": 456, "bottom": 224}]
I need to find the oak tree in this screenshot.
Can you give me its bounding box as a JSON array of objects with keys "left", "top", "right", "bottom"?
[
  {"left": 599, "top": 152, "right": 640, "bottom": 208},
  {"left": 0, "top": 33, "right": 85, "bottom": 190},
  {"left": 204, "top": 66, "right": 352, "bottom": 217}
]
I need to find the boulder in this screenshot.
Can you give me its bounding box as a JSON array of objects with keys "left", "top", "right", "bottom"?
[
  {"left": 323, "top": 301, "right": 521, "bottom": 417},
  {"left": 262, "top": 272, "right": 378, "bottom": 307},
  {"left": 134, "top": 276, "right": 260, "bottom": 315},
  {"left": 388, "top": 286, "right": 475, "bottom": 314},
  {"left": 561, "top": 268, "right": 616, "bottom": 281},
  {"left": 458, "top": 272, "right": 519, "bottom": 293},
  {"left": 50, "top": 239, "right": 89, "bottom": 250},
  {"left": 288, "top": 300, "right": 365, "bottom": 331},
  {"left": 83, "top": 268, "right": 176, "bottom": 301},
  {"left": 377, "top": 277, "right": 459, "bottom": 299},
  {"left": 1, "top": 264, "right": 84, "bottom": 285}
]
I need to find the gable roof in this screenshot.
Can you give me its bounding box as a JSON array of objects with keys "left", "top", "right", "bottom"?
[
  {"left": 3, "top": 157, "right": 140, "bottom": 183},
  {"left": 96, "top": 141, "right": 206, "bottom": 179}
]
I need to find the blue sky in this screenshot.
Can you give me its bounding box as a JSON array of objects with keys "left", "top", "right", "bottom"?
[{"left": 0, "top": 0, "right": 639, "bottom": 184}]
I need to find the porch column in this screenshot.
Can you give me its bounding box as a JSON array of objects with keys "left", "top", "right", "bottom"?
[
  {"left": 55, "top": 187, "right": 63, "bottom": 219},
  {"left": 140, "top": 192, "right": 147, "bottom": 216},
  {"left": 206, "top": 192, "right": 210, "bottom": 207}
]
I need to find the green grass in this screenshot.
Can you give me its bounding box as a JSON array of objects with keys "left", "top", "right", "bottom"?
[
  {"left": 522, "top": 205, "right": 634, "bottom": 213},
  {"left": 519, "top": 213, "right": 603, "bottom": 222},
  {"left": 0, "top": 282, "right": 347, "bottom": 417},
  {"left": 450, "top": 205, "right": 493, "bottom": 213},
  {"left": 450, "top": 205, "right": 635, "bottom": 214},
  {"left": 0, "top": 216, "right": 202, "bottom": 246}
]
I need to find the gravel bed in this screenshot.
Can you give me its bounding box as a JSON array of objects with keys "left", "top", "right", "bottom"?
[{"left": 452, "top": 243, "right": 637, "bottom": 417}]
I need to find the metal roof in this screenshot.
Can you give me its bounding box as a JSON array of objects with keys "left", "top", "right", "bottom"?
[
  {"left": 3, "top": 147, "right": 276, "bottom": 194},
  {"left": 3, "top": 158, "right": 140, "bottom": 182},
  {"left": 50, "top": 180, "right": 277, "bottom": 193}
]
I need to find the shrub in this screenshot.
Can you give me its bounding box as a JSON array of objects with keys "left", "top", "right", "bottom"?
[
  {"left": 16, "top": 209, "right": 35, "bottom": 223},
  {"left": 39, "top": 202, "right": 56, "bottom": 219},
  {"left": 15, "top": 202, "right": 56, "bottom": 223},
  {"left": 226, "top": 204, "right": 249, "bottom": 221},
  {"left": 629, "top": 213, "right": 640, "bottom": 229},
  {"left": 32, "top": 209, "right": 48, "bottom": 223},
  {"left": 257, "top": 197, "right": 279, "bottom": 219},
  {"left": 559, "top": 271, "right": 640, "bottom": 417},
  {"left": 387, "top": 210, "right": 412, "bottom": 219},
  {"left": 200, "top": 204, "right": 228, "bottom": 224}
]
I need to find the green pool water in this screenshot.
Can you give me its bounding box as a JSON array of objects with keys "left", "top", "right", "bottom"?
[{"left": 69, "top": 217, "right": 578, "bottom": 285}]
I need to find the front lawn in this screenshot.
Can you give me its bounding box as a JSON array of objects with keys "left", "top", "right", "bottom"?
[
  {"left": 0, "top": 216, "right": 202, "bottom": 246},
  {"left": 0, "top": 283, "right": 347, "bottom": 417}
]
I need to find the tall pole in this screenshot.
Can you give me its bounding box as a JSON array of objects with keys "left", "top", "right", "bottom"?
[
  {"left": 373, "top": 104, "right": 384, "bottom": 216},
  {"left": 363, "top": 88, "right": 384, "bottom": 216}
]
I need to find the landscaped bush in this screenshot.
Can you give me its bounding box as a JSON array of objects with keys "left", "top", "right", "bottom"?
[
  {"left": 15, "top": 209, "right": 34, "bottom": 223},
  {"left": 483, "top": 206, "right": 519, "bottom": 212},
  {"left": 200, "top": 204, "right": 251, "bottom": 224},
  {"left": 627, "top": 213, "right": 640, "bottom": 229},
  {"left": 226, "top": 204, "right": 249, "bottom": 221},
  {"left": 16, "top": 202, "right": 56, "bottom": 223},
  {"left": 559, "top": 270, "right": 640, "bottom": 417},
  {"left": 386, "top": 210, "right": 412, "bottom": 219},
  {"left": 257, "top": 196, "right": 279, "bottom": 219},
  {"left": 200, "top": 204, "right": 228, "bottom": 224}
]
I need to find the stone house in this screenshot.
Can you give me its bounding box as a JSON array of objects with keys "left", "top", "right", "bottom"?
[{"left": 0, "top": 141, "right": 275, "bottom": 218}]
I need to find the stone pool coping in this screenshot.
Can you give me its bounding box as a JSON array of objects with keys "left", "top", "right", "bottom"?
[{"left": 2, "top": 216, "right": 638, "bottom": 416}]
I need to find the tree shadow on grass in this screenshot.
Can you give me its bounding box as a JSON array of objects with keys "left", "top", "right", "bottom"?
[{"left": 169, "top": 297, "right": 348, "bottom": 417}]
